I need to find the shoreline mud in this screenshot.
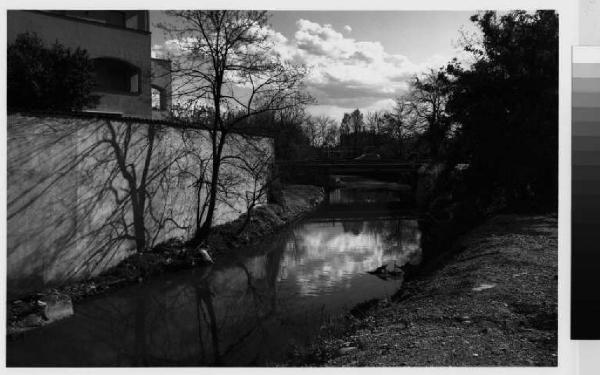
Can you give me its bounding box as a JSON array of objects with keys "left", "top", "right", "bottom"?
[{"left": 284, "top": 214, "right": 558, "bottom": 367}]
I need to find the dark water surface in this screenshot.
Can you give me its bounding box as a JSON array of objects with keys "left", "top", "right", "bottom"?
[{"left": 7, "top": 177, "right": 422, "bottom": 366}]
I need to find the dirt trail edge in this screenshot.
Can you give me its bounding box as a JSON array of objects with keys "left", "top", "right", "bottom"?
[{"left": 286, "top": 214, "right": 557, "bottom": 367}]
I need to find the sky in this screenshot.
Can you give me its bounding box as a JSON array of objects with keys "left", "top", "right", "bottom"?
[{"left": 150, "top": 11, "right": 479, "bottom": 122}]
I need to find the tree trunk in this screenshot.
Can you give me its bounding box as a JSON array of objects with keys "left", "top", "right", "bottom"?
[
  {"left": 131, "top": 196, "right": 147, "bottom": 252},
  {"left": 196, "top": 173, "right": 218, "bottom": 240},
  {"left": 195, "top": 145, "right": 223, "bottom": 243}
]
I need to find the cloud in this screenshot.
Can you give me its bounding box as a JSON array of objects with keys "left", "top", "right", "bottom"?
[
  {"left": 276, "top": 19, "right": 444, "bottom": 110},
  {"left": 153, "top": 18, "right": 462, "bottom": 119},
  {"left": 152, "top": 37, "right": 199, "bottom": 59}
]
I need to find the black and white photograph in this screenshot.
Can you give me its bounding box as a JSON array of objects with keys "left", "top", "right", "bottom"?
[{"left": 4, "top": 5, "right": 561, "bottom": 369}]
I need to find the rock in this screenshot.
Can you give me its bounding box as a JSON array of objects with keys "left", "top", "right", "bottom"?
[
  {"left": 338, "top": 347, "right": 358, "bottom": 355},
  {"left": 472, "top": 283, "right": 496, "bottom": 292},
  {"left": 458, "top": 315, "right": 471, "bottom": 322},
  {"left": 367, "top": 264, "right": 388, "bottom": 275},
  {"left": 197, "top": 248, "right": 214, "bottom": 264},
  {"left": 39, "top": 292, "right": 74, "bottom": 322},
  {"left": 454, "top": 163, "right": 470, "bottom": 172},
  {"left": 22, "top": 313, "right": 44, "bottom": 327},
  {"left": 390, "top": 322, "right": 407, "bottom": 330},
  {"left": 33, "top": 300, "right": 48, "bottom": 320}
]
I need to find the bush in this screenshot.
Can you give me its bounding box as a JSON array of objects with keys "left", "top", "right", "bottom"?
[
  {"left": 8, "top": 32, "right": 99, "bottom": 111},
  {"left": 446, "top": 11, "right": 558, "bottom": 211}
]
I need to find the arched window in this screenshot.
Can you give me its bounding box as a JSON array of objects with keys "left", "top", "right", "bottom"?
[{"left": 93, "top": 57, "right": 141, "bottom": 94}]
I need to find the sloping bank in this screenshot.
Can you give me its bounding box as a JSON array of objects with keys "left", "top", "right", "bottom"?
[
  {"left": 287, "top": 214, "right": 557, "bottom": 366},
  {"left": 7, "top": 184, "right": 324, "bottom": 336}
]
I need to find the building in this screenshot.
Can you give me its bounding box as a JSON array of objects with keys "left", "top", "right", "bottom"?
[
  {"left": 151, "top": 58, "right": 173, "bottom": 119},
  {"left": 7, "top": 10, "right": 171, "bottom": 118}
]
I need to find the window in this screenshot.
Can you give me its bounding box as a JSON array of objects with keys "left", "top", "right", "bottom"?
[
  {"left": 93, "top": 58, "right": 141, "bottom": 94},
  {"left": 152, "top": 87, "right": 161, "bottom": 110},
  {"left": 151, "top": 85, "right": 167, "bottom": 110}
]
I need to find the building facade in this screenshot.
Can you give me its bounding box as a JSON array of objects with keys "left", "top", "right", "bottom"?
[{"left": 7, "top": 10, "right": 171, "bottom": 118}]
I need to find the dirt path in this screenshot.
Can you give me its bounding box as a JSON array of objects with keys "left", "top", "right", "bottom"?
[{"left": 287, "top": 214, "right": 557, "bottom": 366}]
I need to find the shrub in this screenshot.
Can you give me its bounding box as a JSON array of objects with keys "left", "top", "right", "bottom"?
[{"left": 8, "top": 32, "right": 100, "bottom": 111}]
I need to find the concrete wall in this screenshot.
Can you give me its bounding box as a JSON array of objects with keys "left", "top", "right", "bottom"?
[
  {"left": 7, "top": 113, "right": 274, "bottom": 298},
  {"left": 7, "top": 11, "right": 152, "bottom": 117}
]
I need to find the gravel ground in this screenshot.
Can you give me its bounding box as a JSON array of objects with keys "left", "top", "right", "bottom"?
[{"left": 286, "top": 214, "right": 558, "bottom": 367}]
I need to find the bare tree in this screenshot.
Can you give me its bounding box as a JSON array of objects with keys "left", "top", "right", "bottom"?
[
  {"left": 314, "top": 116, "right": 337, "bottom": 147},
  {"left": 398, "top": 68, "right": 452, "bottom": 158},
  {"left": 158, "top": 11, "right": 313, "bottom": 244},
  {"left": 384, "top": 99, "right": 414, "bottom": 140},
  {"left": 340, "top": 109, "right": 364, "bottom": 134},
  {"left": 302, "top": 117, "right": 318, "bottom": 148},
  {"left": 302, "top": 115, "right": 337, "bottom": 147},
  {"left": 323, "top": 123, "right": 339, "bottom": 148},
  {"left": 366, "top": 111, "right": 384, "bottom": 134}
]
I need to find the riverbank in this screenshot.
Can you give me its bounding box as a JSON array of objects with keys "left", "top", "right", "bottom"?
[
  {"left": 7, "top": 184, "right": 325, "bottom": 337},
  {"left": 286, "top": 213, "right": 557, "bottom": 366}
]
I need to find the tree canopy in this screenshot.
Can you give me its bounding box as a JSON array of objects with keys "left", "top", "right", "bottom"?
[
  {"left": 8, "top": 32, "right": 99, "bottom": 111},
  {"left": 446, "top": 10, "right": 558, "bottom": 209}
]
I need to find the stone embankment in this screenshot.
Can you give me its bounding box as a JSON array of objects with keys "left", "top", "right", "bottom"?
[
  {"left": 286, "top": 214, "right": 558, "bottom": 366},
  {"left": 7, "top": 184, "right": 325, "bottom": 338}
]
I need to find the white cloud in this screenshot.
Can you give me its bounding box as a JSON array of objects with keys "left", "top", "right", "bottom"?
[
  {"left": 278, "top": 19, "right": 441, "bottom": 109},
  {"left": 153, "top": 18, "right": 464, "bottom": 118},
  {"left": 152, "top": 37, "right": 199, "bottom": 59}
]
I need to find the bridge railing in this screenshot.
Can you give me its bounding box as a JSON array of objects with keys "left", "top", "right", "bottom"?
[{"left": 275, "top": 160, "right": 428, "bottom": 168}]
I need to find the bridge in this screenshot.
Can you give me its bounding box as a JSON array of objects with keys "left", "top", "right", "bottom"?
[{"left": 275, "top": 160, "right": 426, "bottom": 187}]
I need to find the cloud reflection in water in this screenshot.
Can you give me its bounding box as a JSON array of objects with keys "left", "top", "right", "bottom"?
[{"left": 278, "top": 219, "right": 421, "bottom": 297}]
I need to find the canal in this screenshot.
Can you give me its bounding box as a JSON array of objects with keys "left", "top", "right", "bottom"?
[{"left": 7, "top": 176, "right": 422, "bottom": 366}]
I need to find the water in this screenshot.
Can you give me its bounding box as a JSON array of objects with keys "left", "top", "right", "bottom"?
[{"left": 7, "top": 176, "right": 422, "bottom": 366}]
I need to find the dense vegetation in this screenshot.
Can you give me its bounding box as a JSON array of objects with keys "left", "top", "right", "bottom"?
[
  {"left": 7, "top": 32, "right": 99, "bottom": 111},
  {"left": 446, "top": 10, "right": 558, "bottom": 210}
]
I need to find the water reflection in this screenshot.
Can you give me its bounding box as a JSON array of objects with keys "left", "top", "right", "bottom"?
[
  {"left": 7, "top": 181, "right": 422, "bottom": 366},
  {"left": 330, "top": 187, "right": 406, "bottom": 205},
  {"left": 281, "top": 219, "right": 421, "bottom": 296}
]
